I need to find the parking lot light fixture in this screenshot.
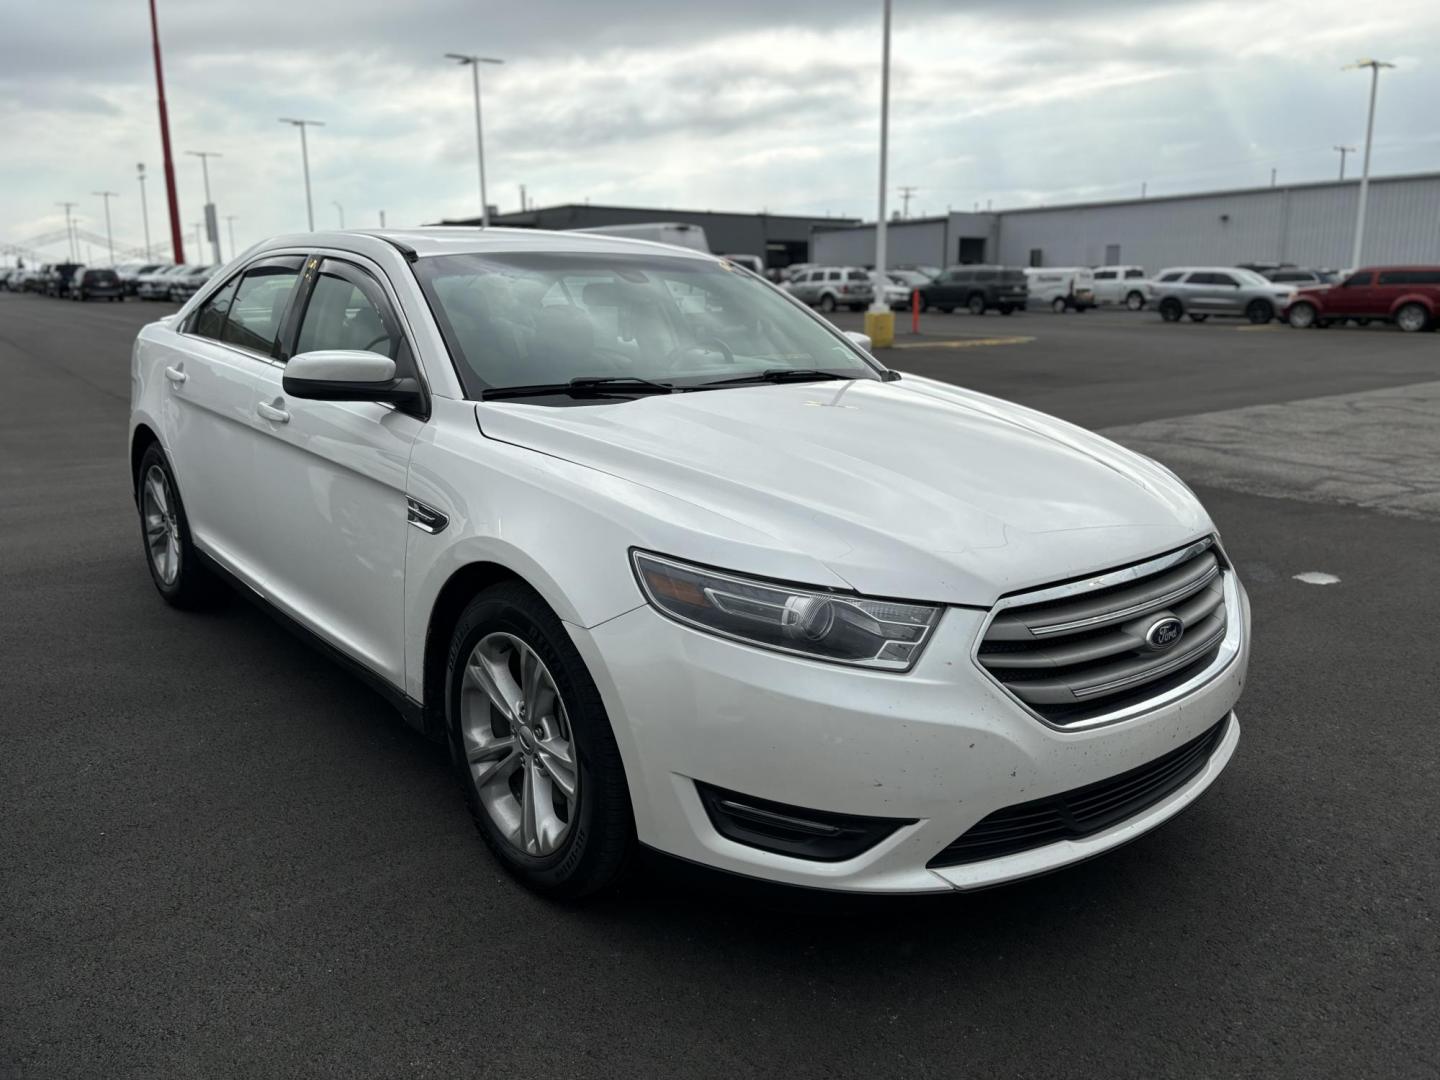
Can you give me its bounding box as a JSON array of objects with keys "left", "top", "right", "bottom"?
[
  {"left": 445, "top": 53, "right": 504, "bottom": 227},
  {"left": 1344, "top": 59, "right": 1394, "bottom": 269},
  {"left": 1334, "top": 145, "right": 1356, "bottom": 181},
  {"left": 278, "top": 118, "right": 325, "bottom": 230},
  {"left": 136, "top": 164, "right": 153, "bottom": 260},
  {"left": 92, "top": 191, "right": 119, "bottom": 266},
  {"left": 185, "top": 151, "right": 223, "bottom": 263}
]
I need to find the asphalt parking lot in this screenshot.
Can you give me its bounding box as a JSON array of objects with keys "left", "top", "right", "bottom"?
[{"left": 2, "top": 293, "right": 1438, "bottom": 1078}]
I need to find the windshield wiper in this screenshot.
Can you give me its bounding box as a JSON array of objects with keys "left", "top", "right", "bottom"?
[
  {"left": 479, "top": 376, "right": 677, "bottom": 401},
  {"left": 697, "top": 368, "right": 860, "bottom": 388}
]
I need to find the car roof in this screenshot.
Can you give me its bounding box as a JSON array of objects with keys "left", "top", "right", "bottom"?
[{"left": 254, "top": 226, "right": 724, "bottom": 263}]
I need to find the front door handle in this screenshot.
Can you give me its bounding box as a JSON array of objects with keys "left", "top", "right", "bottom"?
[
  {"left": 256, "top": 401, "right": 291, "bottom": 424},
  {"left": 164, "top": 366, "right": 187, "bottom": 384}
]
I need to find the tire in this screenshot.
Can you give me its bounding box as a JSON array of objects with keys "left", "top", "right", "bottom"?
[
  {"left": 819, "top": 294, "right": 837, "bottom": 313},
  {"left": 1125, "top": 291, "right": 1145, "bottom": 311},
  {"left": 1245, "top": 300, "right": 1273, "bottom": 324},
  {"left": 1051, "top": 297, "right": 1067, "bottom": 314},
  {"left": 998, "top": 305, "right": 1014, "bottom": 315},
  {"left": 938, "top": 305, "right": 955, "bottom": 314},
  {"left": 135, "top": 443, "right": 221, "bottom": 609},
  {"left": 1287, "top": 302, "right": 1317, "bottom": 329},
  {"left": 1159, "top": 298, "right": 1183, "bottom": 323},
  {"left": 967, "top": 293, "right": 986, "bottom": 315},
  {"left": 1395, "top": 302, "right": 1429, "bottom": 333},
  {"left": 1188, "top": 313, "right": 1209, "bottom": 323},
  {"left": 446, "top": 583, "right": 633, "bottom": 898}
]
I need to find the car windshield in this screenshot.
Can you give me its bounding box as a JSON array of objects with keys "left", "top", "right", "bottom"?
[
  {"left": 415, "top": 251, "right": 880, "bottom": 396},
  {"left": 1232, "top": 268, "right": 1273, "bottom": 287}
]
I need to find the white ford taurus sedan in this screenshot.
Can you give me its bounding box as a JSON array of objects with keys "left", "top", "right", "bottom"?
[{"left": 129, "top": 228, "right": 1249, "bottom": 897}]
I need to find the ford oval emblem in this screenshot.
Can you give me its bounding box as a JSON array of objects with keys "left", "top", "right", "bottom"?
[{"left": 1145, "top": 616, "right": 1184, "bottom": 650}]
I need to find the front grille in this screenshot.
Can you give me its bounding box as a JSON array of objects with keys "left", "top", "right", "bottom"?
[
  {"left": 927, "top": 717, "right": 1228, "bottom": 867},
  {"left": 976, "top": 539, "right": 1228, "bottom": 726}
]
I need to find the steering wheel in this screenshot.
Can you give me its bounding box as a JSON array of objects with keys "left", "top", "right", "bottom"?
[
  {"left": 360, "top": 334, "right": 391, "bottom": 353},
  {"left": 663, "top": 337, "right": 735, "bottom": 372}
]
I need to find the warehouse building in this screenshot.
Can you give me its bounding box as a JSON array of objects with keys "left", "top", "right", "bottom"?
[
  {"left": 811, "top": 171, "right": 1440, "bottom": 272},
  {"left": 446, "top": 204, "right": 858, "bottom": 268}
]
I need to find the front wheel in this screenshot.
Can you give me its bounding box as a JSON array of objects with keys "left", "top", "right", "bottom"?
[
  {"left": 818, "top": 294, "right": 837, "bottom": 313},
  {"left": 1395, "top": 302, "right": 1430, "bottom": 333},
  {"left": 967, "top": 294, "right": 986, "bottom": 315},
  {"left": 1051, "top": 297, "right": 1067, "bottom": 314},
  {"left": 447, "top": 583, "right": 634, "bottom": 898},
  {"left": 135, "top": 443, "right": 221, "bottom": 609},
  {"left": 1159, "top": 298, "right": 1183, "bottom": 322},
  {"left": 1245, "top": 300, "right": 1273, "bottom": 324},
  {"left": 1125, "top": 291, "right": 1145, "bottom": 311},
  {"left": 1287, "top": 302, "right": 1317, "bottom": 329}
]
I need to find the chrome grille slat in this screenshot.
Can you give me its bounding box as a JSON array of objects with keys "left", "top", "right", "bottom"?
[{"left": 975, "top": 540, "right": 1233, "bottom": 727}]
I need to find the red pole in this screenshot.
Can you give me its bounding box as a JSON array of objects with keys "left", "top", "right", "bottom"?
[
  {"left": 148, "top": 0, "right": 185, "bottom": 264},
  {"left": 911, "top": 289, "right": 920, "bottom": 334}
]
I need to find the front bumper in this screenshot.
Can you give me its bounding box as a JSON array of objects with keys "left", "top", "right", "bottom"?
[{"left": 569, "top": 581, "right": 1249, "bottom": 893}]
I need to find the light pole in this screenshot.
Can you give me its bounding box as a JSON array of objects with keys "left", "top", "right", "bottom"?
[
  {"left": 225, "top": 215, "right": 238, "bottom": 256},
  {"left": 445, "top": 53, "right": 504, "bottom": 226},
  {"left": 1345, "top": 58, "right": 1393, "bottom": 269},
  {"left": 279, "top": 118, "right": 325, "bottom": 230},
  {"left": 332, "top": 201, "right": 345, "bottom": 229},
  {"left": 93, "top": 191, "right": 118, "bottom": 265},
  {"left": 865, "top": 0, "right": 894, "bottom": 346},
  {"left": 185, "top": 150, "right": 223, "bottom": 263},
  {"left": 192, "top": 222, "right": 204, "bottom": 257},
  {"left": 136, "top": 163, "right": 153, "bottom": 260},
  {"left": 1334, "top": 144, "right": 1357, "bottom": 181},
  {"left": 56, "top": 202, "right": 78, "bottom": 261},
  {"left": 147, "top": 0, "right": 184, "bottom": 263}
]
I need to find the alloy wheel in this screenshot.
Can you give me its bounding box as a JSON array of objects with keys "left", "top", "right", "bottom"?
[
  {"left": 460, "top": 632, "right": 579, "bottom": 857},
  {"left": 141, "top": 464, "right": 181, "bottom": 585},
  {"left": 1396, "top": 303, "right": 1427, "bottom": 333}
]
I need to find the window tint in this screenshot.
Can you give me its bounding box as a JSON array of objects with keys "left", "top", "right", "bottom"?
[
  {"left": 1211, "top": 273, "right": 1239, "bottom": 287},
  {"left": 295, "top": 263, "right": 406, "bottom": 362},
  {"left": 975, "top": 270, "right": 996, "bottom": 283},
  {"left": 1344, "top": 272, "right": 1372, "bottom": 287},
  {"left": 1160, "top": 271, "right": 1185, "bottom": 282},
  {"left": 826, "top": 270, "right": 842, "bottom": 282},
  {"left": 1124, "top": 269, "right": 1145, "bottom": 279},
  {"left": 191, "top": 275, "right": 240, "bottom": 340},
  {"left": 846, "top": 270, "right": 869, "bottom": 282},
  {"left": 953, "top": 271, "right": 974, "bottom": 283},
  {"left": 221, "top": 264, "right": 301, "bottom": 355},
  {"left": 1377, "top": 270, "right": 1440, "bottom": 285},
  {"left": 1094, "top": 270, "right": 1116, "bottom": 280}
]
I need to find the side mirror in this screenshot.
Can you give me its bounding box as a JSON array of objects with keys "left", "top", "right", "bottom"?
[
  {"left": 844, "top": 331, "right": 873, "bottom": 353},
  {"left": 282, "top": 350, "right": 420, "bottom": 405}
]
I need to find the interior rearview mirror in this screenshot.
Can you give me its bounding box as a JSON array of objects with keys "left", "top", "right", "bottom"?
[{"left": 282, "top": 350, "right": 420, "bottom": 406}]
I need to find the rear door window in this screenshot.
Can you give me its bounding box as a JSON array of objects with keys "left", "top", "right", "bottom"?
[{"left": 1094, "top": 270, "right": 1115, "bottom": 281}]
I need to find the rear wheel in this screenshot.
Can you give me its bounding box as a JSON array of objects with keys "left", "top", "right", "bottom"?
[
  {"left": 1287, "top": 302, "right": 1317, "bottom": 329},
  {"left": 967, "top": 293, "right": 986, "bottom": 315},
  {"left": 1395, "top": 302, "right": 1429, "bottom": 333},
  {"left": 1159, "top": 298, "right": 1183, "bottom": 322},
  {"left": 1245, "top": 299, "right": 1273, "bottom": 324},
  {"left": 135, "top": 443, "right": 221, "bottom": 609},
  {"left": 1051, "top": 297, "right": 1067, "bottom": 314},
  {"left": 446, "top": 583, "right": 633, "bottom": 898},
  {"left": 1125, "top": 291, "right": 1145, "bottom": 311},
  {"left": 819, "top": 294, "right": 837, "bottom": 313}
]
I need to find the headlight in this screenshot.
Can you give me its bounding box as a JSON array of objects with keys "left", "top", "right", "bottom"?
[{"left": 631, "top": 551, "right": 941, "bottom": 671}]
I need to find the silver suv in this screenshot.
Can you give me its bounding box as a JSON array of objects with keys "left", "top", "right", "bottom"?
[
  {"left": 783, "top": 265, "right": 876, "bottom": 312},
  {"left": 1150, "top": 267, "right": 1297, "bottom": 325}
]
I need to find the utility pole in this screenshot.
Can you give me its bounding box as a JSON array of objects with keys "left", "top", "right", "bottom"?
[
  {"left": 193, "top": 222, "right": 203, "bottom": 255},
  {"left": 185, "top": 150, "right": 223, "bottom": 263},
  {"left": 225, "top": 215, "right": 238, "bottom": 256},
  {"left": 898, "top": 185, "right": 918, "bottom": 218},
  {"left": 1334, "top": 144, "right": 1356, "bottom": 181},
  {"left": 445, "top": 53, "right": 505, "bottom": 226},
  {"left": 1270, "top": 168, "right": 1277, "bottom": 187},
  {"left": 379, "top": 210, "right": 386, "bottom": 227},
  {"left": 519, "top": 183, "right": 527, "bottom": 213},
  {"left": 92, "top": 191, "right": 118, "bottom": 265},
  {"left": 56, "top": 202, "right": 79, "bottom": 261},
  {"left": 279, "top": 118, "right": 325, "bottom": 230},
  {"left": 867, "top": 0, "right": 893, "bottom": 339},
  {"left": 333, "top": 201, "right": 345, "bottom": 228},
  {"left": 1345, "top": 58, "right": 1394, "bottom": 269},
  {"left": 147, "top": 0, "right": 185, "bottom": 263},
  {"left": 136, "top": 163, "right": 153, "bottom": 260}
]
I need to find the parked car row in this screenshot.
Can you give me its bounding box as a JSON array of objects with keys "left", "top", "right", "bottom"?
[{"left": 1, "top": 261, "right": 217, "bottom": 302}]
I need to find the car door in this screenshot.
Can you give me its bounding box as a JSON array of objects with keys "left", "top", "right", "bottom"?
[
  {"left": 1328, "top": 271, "right": 1373, "bottom": 316},
  {"left": 1093, "top": 269, "right": 1117, "bottom": 304},
  {"left": 160, "top": 257, "right": 303, "bottom": 580},
  {"left": 247, "top": 254, "right": 426, "bottom": 687}
]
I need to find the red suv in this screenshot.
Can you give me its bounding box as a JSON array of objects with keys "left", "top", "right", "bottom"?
[{"left": 1283, "top": 266, "right": 1440, "bottom": 332}]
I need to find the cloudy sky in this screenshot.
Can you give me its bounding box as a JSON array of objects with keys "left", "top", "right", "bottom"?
[{"left": 3, "top": 0, "right": 1438, "bottom": 264}]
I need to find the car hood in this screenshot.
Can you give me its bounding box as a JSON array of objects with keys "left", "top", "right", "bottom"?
[{"left": 474, "top": 376, "right": 1211, "bottom": 605}]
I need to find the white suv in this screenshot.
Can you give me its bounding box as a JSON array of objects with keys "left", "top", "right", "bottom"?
[
  {"left": 129, "top": 228, "right": 1248, "bottom": 898},
  {"left": 1092, "top": 265, "right": 1151, "bottom": 309}
]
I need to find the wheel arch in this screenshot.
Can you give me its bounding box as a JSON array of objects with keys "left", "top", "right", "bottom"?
[
  {"left": 421, "top": 560, "right": 528, "bottom": 738},
  {"left": 1388, "top": 293, "right": 1437, "bottom": 317},
  {"left": 129, "top": 422, "right": 162, "bottom": 500}
]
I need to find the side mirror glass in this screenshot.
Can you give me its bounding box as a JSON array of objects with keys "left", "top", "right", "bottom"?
[
  {"left": 282, "top": 349, "right": 419, "bottom": 405},
  {"left": 844, "top": 331, "right": 873, "bottom": 353}
]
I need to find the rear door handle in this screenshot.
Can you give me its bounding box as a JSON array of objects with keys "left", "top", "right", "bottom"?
[
  {"left": 163, "top": 366, "right": 187, "bottom": 384},
  {"left": 256, "top": 401, "right": 291, "bottom": 424}
]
